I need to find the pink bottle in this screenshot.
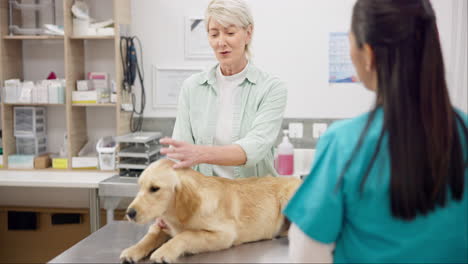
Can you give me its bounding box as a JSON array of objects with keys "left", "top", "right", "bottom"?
[{"left": 276, "top": 130, "right": 294, "bottom": 175}]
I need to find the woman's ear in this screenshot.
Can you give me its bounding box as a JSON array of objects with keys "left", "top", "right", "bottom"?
[
  {"left": 245, "top": 24, "right": 253, "bottom": 44},
  {"left": 363, "top": 43, "right": 375, "bottom": 72},
  {"left": 174, "top": 180, "right": 201, "bottom": 224}
]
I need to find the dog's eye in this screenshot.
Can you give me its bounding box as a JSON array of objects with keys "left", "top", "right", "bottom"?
[{"left": 149, "top": 186, "right": 160, "bottom": 193}]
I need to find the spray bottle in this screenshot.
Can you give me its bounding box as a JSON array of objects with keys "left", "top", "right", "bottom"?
[{"left": 276, "top": 129, "right": 294, "bottom": 175}]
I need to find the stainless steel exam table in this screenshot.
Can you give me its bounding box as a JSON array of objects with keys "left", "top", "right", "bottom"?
[{"left": 49, "top": 221, "right": 290, "bottom": 263}]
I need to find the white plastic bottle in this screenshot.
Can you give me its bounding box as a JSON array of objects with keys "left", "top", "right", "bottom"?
[{"left": 276, "top": 129, "right": 294, "bottom": 175}]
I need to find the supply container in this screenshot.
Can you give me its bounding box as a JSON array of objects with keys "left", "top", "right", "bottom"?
[
  {"left": 16, "top": 136, "right": 47, "bottom": 156},
  {"left": 14, "top": 107, "right": 46, "bottom": 137},
  {"left": 276, "top": 129, "right": 294, "bottom": 175},
  {"left": 52, "top": 157, "right": 68, "bottom": 169},
  {"left": 96, "top": 136, "right": 117, "bottom": 170}
]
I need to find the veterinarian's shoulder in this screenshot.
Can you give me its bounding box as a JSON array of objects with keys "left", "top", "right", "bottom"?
[{"left": 181, "top": 65, "right": 216, "bottom": 92}]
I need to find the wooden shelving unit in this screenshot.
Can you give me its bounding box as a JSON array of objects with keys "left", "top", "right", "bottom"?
[
  {"left": 72, "top": 103, "right": 117, "bottom": 107},
  {"left": 3, "top": 35, "right": 64, "bottom": 40},
  {"left": 0, "top": 0, "right": 132, "bottom": 170},
  {"left": 69, "top": 35, "right": 114, "bottom": 40},
  {"left": 3, "top": 103, "right": 66, "bottom": 106}
]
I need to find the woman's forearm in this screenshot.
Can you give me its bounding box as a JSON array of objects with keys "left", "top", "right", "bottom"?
[{"left": 199, "top": 144, "right": 247, "bottom": 166}]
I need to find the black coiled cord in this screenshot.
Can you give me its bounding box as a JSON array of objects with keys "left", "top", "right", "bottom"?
[{"left": 120, "top": 36, "right": 146, "bottom": 132}]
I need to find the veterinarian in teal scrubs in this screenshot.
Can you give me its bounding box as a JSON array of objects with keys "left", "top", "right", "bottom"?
[
  {"left": 159, "top": 0, "right": 287, "bottom": 179},
  {"left": 284, "top": 0, "right": 468, "bottom": 263}
]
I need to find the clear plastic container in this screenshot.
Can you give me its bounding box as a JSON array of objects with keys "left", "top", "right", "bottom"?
[
  {"left": 9, "top": 0, "right": 54, "bottom": 10},
  {"left": 16, "top": 136, "right": 47, "bottom": 155},
  {"left": 8, "top": 0, "right": 58, "bottom": 36},
  {"left": 9, "top": 25, "right": 45, "bottom": 35},
  {"left": 14, "top": 106, "right": 46, "bottom": 137},
  {"left": 96, "top": 136, "right": 117, "bottom": 170}
]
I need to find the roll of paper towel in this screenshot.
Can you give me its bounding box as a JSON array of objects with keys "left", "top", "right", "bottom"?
[{"left": 293, "top": 149, "right": 316, "bottom": 177}]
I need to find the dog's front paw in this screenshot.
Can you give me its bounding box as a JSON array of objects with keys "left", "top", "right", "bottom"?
[
  {"left": 120, "top": 245, "right": 147, "bottom": 264},
  {"left": 149, "top": 245, "right": 179, "bottom": 263}
]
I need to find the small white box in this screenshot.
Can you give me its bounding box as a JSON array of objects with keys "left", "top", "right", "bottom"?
[
  {"left": 35, "top": 81, "right": 49, "bottom": 104},
  {"left": 72, "top": 91, "right": 98, "bottom": 104},
  {"left": 18, "top": 81, "right": 34, "bottom": 103},
  {"left": 72, "top": 156, "right": 99, "bottom": 169},
  {"left": 8, "top": 155, "right": 35, "bottom": 169},
  {"left": 96, "top": 27, "right": 114, "bottom": 36},
  {"left": 110, "top": 93, "right": 117, "bottom": 103},
  {"left": 4, "top": 79, "right": 21, "bottom": 103},
  {"left": 77, "top": 80, "right": 91, "bottom": 91}
]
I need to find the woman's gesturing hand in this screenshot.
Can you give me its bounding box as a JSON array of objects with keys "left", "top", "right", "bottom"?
[{"left": 159, "top": 137, "right": 207, "bottom": 169}]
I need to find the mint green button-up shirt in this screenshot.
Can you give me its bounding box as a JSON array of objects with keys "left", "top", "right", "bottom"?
[{"left": 172, "top": 63, "right": 287, "bottom": 178}]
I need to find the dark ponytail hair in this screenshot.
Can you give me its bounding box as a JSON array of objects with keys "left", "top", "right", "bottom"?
[{"left": 344, "top": 0, "right": 467, "bottom": 220}]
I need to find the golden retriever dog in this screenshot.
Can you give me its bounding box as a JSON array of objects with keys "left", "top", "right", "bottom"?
[{"left": 120, "top": 158, "right": 301, "bottom": 263}]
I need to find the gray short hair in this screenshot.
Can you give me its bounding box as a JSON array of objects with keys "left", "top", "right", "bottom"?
[{"left": 205, "top": 0, "right": 254, "bottom": 58}]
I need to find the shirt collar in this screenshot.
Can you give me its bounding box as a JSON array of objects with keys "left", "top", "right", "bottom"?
[{"left": 197, "top": 62, "right": 259, "bottom": 86}]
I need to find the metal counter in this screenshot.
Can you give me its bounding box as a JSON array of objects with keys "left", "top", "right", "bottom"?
[
  {"left": 49, "top": 221, "right": 290, "bottom": 263},
  {"left": 99, "top": 175, "right": 139, "bottom": 197}
]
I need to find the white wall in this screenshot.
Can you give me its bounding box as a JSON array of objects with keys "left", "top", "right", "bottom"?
[
  {"left": 9, "top": 0, "right": 466, "bottom": 209},
  {"left": 435, "top": 0, "right": 468, "bottom": 112},
  {"left": 130, "top": 0, "right": 467, "bottom": 119},
  {"left": 19, "top": 0, "right": 467, "bottom": 121}
]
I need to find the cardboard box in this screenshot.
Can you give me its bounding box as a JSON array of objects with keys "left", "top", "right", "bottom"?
[
  {"left": 0, "top": 206, "right": 125, "bottom": 263},
  {"left": 34, "top": 154, "right": 52, "bottom": 169}
]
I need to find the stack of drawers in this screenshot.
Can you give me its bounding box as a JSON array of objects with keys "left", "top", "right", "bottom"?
[{"left": 14, "top": 107, "right": 47, "bottom": 156}]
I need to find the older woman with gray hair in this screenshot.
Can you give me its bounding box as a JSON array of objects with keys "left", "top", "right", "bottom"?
[{"left": 160, "top": 0, "right": 287, "bottom": 179}]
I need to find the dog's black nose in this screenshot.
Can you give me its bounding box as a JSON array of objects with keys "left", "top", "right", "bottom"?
[{"left": 126, "top": 208, "right": 137, "bottom": 220}]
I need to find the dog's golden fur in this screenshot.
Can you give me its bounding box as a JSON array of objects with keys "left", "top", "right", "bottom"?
[{"left": 120, "top": 159, "right": 301, "bottom": 263}]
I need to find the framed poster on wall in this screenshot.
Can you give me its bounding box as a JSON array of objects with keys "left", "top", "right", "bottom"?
[
  {"left": 329, "top": 32, "right": 359, "bottom": 83},
  {"left": 184, "top": 16, "right": 214, "bottom": 59},
  {"left": 152, "top": 66, "right": 203, "bottom": 108}
]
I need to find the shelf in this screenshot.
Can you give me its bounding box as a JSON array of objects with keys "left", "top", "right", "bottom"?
[
  {"left": 0, "top": 167, "right": 118, "bottom": 173},
  {"left": 118, "top": 145, "right": 161, "bottom": 158},
  {"left": 69, "top": 35, "right": 115, "bottom": 40},
  {"left": 3, "top": 35, "right": 114, "bottom": 40},
  {"left": 3, "top": 103, "right": 65, "bottom": 106},
  {"left": 72, "top": 103, "right": 117, "bottom": 107},
  {"left": 0, "top": 0, "right": 132, "bottom": 173},
  {"left": 3, "top": 35, "right": 64, "bottom": 40},
  {"left": 0, "top": 169, "right": 117, "bottom": 188}
]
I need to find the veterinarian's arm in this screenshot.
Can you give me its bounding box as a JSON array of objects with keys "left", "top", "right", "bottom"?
[
  {"left": 234, "top": 81, "right": 287, "bottom": 167},
  {"left": 160, "top": 138, "right": 246, "bottom": 168},
  {"left": 289, "top": 223, "right": 335, "bottom": 263}
]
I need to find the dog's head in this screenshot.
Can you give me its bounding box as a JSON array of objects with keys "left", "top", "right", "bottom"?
[{"left": 125, "top": 159, "right": 181, "bottom": 224}]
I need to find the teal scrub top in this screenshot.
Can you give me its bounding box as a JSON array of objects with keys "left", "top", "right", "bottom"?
[{"left": 284, "top": 108, "right": 468, "bottom": 263}]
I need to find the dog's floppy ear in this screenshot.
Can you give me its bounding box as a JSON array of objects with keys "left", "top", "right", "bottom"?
[{"left": 174, "top": 179, "right": 201, "bottom": 224}]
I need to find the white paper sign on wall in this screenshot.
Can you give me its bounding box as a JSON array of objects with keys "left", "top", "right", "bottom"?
[
  {"left": 184, "top": 16, "right": 215, "bottom": 59},
  {"left": 152, "top": 66, "right": 202, "bottom": 108}
]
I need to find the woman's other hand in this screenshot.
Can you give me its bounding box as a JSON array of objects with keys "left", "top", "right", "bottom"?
[{"left": 159, "top": 137, "right": 206, "bottom": 169}]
